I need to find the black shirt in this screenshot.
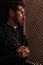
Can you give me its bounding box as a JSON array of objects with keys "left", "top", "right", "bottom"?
[{"left": 0, "top": 23, "right": 28, "bottom": 64}]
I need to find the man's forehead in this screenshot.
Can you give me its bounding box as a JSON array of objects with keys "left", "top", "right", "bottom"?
[{"left": 17, "top": 5, "right": 25, "bottom": 11}]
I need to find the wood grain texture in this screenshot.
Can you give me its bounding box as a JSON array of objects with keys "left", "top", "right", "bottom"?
[{"left": 24, "top": 0, "right": 43, "bottom": 65}]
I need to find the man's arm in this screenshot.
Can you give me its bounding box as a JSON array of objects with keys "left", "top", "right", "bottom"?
[
  {"left": 21, "top": 33, "right": 28, "bottom": 46},
  {"left": 16, "top": 33, "right": 30, "bottom": 58}
]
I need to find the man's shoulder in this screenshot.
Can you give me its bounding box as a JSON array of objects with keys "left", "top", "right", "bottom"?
[
  {"left": 0, "top": 24, "right": 6, "bottom": 39},
  {"left": 0, "top": 24, "right": 4, "bottom": 33}
]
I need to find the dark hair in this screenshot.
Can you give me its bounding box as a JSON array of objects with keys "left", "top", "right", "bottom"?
[
  {"left": 6, "top": 1, "right": 25, "bottom": 11},
  {"left": 3, "top": 1, "right": 25, "bottom": 23}
]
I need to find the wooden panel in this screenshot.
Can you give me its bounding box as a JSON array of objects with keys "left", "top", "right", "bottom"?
[{"left": 24, "top": 0, "right": 43, "bottom": 65}]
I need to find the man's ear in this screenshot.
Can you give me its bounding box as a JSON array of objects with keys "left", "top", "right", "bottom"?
[{"left": 9, "top": 9, "right": 15, "bottom": 16}]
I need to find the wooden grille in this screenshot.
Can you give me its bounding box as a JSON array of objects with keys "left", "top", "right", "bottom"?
[{"left": 24, "top": 0, "right": 43, "bottom": 65}]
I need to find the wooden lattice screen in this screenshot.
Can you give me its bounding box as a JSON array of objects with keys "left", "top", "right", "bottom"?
[{"left": 24, "top": 0, "right": 43, "bottom": 65}]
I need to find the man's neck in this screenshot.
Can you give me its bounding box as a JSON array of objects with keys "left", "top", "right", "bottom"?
[{"left": 7, "top": 19, "right": 17, "bottom": 27}]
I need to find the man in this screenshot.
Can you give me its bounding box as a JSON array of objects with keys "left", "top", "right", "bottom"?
[{"left": 0, "top": 1, "right": 30, "bottom": 65}]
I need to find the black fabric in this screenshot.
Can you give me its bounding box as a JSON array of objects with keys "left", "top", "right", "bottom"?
[{"left": 0, "top": 23, "right": 32, "bottom": 65}]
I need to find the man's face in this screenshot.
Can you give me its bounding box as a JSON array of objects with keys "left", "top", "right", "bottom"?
[{"left": 14, "top": 5, "right": 26, "bottom": 24}]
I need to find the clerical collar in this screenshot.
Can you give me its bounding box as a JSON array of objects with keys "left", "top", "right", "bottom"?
[
  {"left": 13, "top": 26, "right": 17, "bottom": 29},
  {"left": 6, "top": 23, "right": 17, "bottom": 29}
]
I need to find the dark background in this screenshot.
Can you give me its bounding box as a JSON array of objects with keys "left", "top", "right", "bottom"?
[{"left": 0, "top": 0, "right": 43, "bottom": 65}]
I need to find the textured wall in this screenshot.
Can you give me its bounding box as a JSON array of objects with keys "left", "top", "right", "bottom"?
[{"left": 24, "top": 0, "right": 43, "bottom": 65}]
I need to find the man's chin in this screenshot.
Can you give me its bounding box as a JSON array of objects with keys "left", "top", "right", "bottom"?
[
  {"left": 20, "top": 19, "right": 25, "bottom": 24},
  {"left": 15, "top": 19, "right": 25, "bottom": 26}
]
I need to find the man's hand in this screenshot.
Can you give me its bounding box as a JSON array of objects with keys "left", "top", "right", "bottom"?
[{"left": 16, "top": 46, "right": 30, "bottom": 58}]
